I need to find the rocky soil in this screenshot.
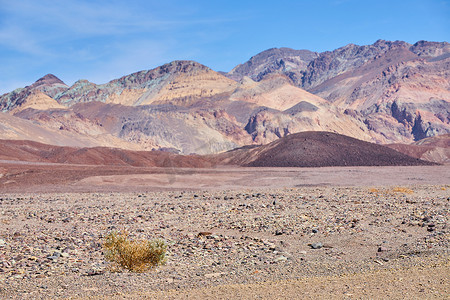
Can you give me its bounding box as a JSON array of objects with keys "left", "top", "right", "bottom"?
[{"left": 0, "top": 184, "right": 448, "bottom": 299}]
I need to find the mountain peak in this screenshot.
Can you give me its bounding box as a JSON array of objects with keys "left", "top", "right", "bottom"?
[
  {"left": 410, "top": 40, "right": 450, "bottom": 57},
  {"left": 227, "top": 47, "right": 318, "bottom": 82},
  {"left": 34, "top": 74, "right": 66, "bottom": 86},
  {"left": 372, "top": 39, "right": 411, "bottom": 49},
  {"left": 158, "top": 60, "right": 211, "bottom": 74}
]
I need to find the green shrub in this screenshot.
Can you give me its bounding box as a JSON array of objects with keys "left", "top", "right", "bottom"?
[{"left": 103, "top": 231, "right": 167, "bottom": 272}]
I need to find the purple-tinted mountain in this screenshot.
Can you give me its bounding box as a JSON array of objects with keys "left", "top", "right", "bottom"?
[
  {"left": 0, "top": 40, "right": 449, "bottom": 154},
  {"left": 231, "top": 40, "right": 450, "bottom": 143},
  {"left": 227, "top": 47, "right": 318, "bottom": 83}
]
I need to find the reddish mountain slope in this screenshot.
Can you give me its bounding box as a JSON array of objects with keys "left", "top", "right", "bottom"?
[
  {"left": 0, "top": 132, "right": 433, "bottom": 168},
  {"left": 387, "top": 134, "right": 450, "bottom": 164},
  {"left": 0, "top": 140, "right": 212, "bottom": 168}
]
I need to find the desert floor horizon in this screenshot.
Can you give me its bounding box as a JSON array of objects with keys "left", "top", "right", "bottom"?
[{"left": 0, "top": 159, "right": 448, "bottom": 298}]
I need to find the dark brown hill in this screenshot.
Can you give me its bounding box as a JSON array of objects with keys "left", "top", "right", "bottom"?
[{"left": 223, "top": 131, "right": 435, "bottom": 167}]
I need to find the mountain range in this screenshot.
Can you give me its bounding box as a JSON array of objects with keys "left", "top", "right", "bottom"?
[{"left": 1, "top": 40, "right": 449, "bottom": 155}]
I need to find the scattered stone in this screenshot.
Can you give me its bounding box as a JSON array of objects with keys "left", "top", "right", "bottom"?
[
  {"left": 197, "top": 232, "right": 212, "bottom": 237},
  {"left": 0, "top": 186, "right": 447, "bottom": 298},
  {"left": 85, "top": 269, "right": 104, "bottom": 276},
  {"left": 309, "top": 243, "right": 323, "bottom": 249},
  {"left": 204, "top": 272, "right": 226, "bottom": 278},
  {"left": 274, "top": 256, "right": 288, "bottom": 262}
]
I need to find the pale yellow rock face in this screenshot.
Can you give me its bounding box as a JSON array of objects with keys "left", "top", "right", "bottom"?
[
  {"left": 11, "top": 91, "right": 66, "bottom": 114},
  {"left": 104, "top": 69, "right": 238, "bottom": 107},
  {"left": 106, "top": 89, "right": 147, "bottom": 106},
  {"left": 152, "top": 70, "right": 238, "bottom": 104},
  {"left": 0, "top": 112, "right": 146, "bottom": 150},
  {"left": 231, "top": 75, "right": 327, "bottom": 111}
]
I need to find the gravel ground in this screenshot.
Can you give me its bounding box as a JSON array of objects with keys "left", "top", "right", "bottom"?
[{"left": 0, "top": 184, "right": 448, "bottom": 299}]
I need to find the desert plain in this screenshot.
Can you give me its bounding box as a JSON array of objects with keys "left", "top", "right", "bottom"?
[{"left": 0, "top": 161, "right": 448, "bottom": 299}]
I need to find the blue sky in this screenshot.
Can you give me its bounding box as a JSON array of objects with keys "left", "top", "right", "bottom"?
[{"left": 0, "top": 0, "right": 449, "bottom": 94}]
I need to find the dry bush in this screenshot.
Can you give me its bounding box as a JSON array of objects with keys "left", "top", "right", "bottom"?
[
  {"left": 103, "top": 231, "right": 167, "bottom": 272},
  {"left": 369, "top": 187, "right": 414, "bottom": 195},
  {"left": 390, "top": 187, "right": 414, "bottom": 194}
]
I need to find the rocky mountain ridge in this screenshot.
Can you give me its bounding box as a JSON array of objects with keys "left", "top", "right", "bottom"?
[
  {"left": 1, "top": 39, "right": 448, "bottom": 154},
  {"left": 230, "top": 40, "right": 450, "bottom": 143}
]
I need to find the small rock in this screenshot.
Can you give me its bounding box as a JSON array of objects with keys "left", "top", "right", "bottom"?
[
  {"left": 275, "top": 256, "right": 288, "bottom": 262},
  {"left": 309, "top": 242, "right": 323, "bottom": 249},
  {"left": 197, "top": 232, "right": 212, "bottom": 237},
  {"left": 378, "top": 246, "right": 388, "bottom": 252},
  {"left": 204, "top": 272, "right": 226, "bottom": 278},
  {"left": 85, "top": 269, "right": 104, "bottom": 276}
]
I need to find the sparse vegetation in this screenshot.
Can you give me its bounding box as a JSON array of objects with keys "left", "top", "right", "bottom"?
[
  {"left": 390, "top": 187, "right": 414, "bottom": 194},
  {"left": 103, "top": 231, "right": 167, "bottom": 272},
  {"left": 369, "top": 187, "right": 414, "bottom": 195}
]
